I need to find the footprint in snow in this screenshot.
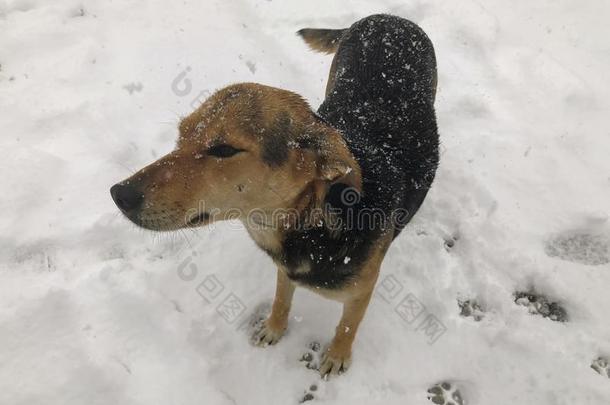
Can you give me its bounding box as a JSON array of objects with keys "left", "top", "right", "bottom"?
[
  {"left": 591, "top": 357, "right": 610, "bottom": 379},
  {"left": 299, "top": 383, "right": 319, "bottom": 403},
  {"left": 427, "top": 381, "right": 464, "bottom": 405},
  {"left": 458, "top": 299, "right": 484, "bottom": 321},
  {"left": 122, "top": 82, "right": 143, "bottom": 94},
  {"left": 514, "top": 291, "right": 567, "bottom": 322},
  {"left": 298, "top": 342, "right": 324, "bottom": 402},
  {"left": 300, "top": 341, "right": 322, "bottom": 371},
  {"left": 544, "top": 231, "right": 609, "bottom": 266},
  {"left": 69, "top": 7, "right": 85, "bottom": 17},
  {"left": 444, "top": 234, "right": 459, "bottom": 251}
]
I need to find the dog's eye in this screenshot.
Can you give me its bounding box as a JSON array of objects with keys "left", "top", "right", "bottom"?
[{"left": 207, "top": 144, "right": 243, "bottom": 158}]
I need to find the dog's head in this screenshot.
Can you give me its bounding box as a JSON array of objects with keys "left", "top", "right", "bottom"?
[{"left": 110, "top": 83, "right": 361, "bottom": 231}]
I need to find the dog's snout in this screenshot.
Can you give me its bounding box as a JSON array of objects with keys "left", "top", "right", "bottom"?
[{"left": 110, "top": 183, "right": 144, "bottom": 213}]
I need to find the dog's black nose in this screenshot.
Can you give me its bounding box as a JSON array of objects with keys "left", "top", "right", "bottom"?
[{"left": 110, "top": 183, "right": 144, "bottom": 213}]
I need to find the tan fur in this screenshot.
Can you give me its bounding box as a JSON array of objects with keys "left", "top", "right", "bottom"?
[
  {"left": 296, "top": 28, "right": 344, "bottom": 98},
  {"left": 253, "top": 268, "right": 296, "bottom": 346},
  {"left": 269, "top": 268, "right": 296, "bottom": 330},
  {"left": 318, "top": 231, "right": 392, "bottom": 374},
  {"left": 120, "top": 83, "right": 361, "bottom": 236},
  {"left": 297, "top": 28, "right": 346, "bottom": 54},
  {"left": 326, "top": 54, "right": 340, "bottom": 97}
]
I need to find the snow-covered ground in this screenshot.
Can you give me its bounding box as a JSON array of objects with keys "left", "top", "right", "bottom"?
[{"left": 1, "top": 0, "right": 610, "bottom": 404}]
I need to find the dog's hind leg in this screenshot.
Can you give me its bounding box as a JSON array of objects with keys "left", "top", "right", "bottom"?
[{"left": 252, "top": 267, "right": 296, "bottom": 346}]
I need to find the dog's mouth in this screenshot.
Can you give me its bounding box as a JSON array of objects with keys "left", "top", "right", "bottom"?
[{"left": 187, "top": 211, "right": 211, "bottom": 226}]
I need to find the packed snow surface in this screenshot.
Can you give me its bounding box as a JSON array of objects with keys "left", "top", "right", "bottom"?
[{"left": 1, "top": 0, "right": 609, "bottom": 404}]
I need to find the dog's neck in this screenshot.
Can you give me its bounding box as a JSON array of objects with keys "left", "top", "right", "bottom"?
[
  {"left": 241, "top": 182, "right": 352, "bottom": 264},
  {"left": 243, "top": 220, "right": 283, "bottom": 256}
]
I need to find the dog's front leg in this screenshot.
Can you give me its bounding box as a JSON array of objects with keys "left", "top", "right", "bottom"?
[
  {"left": 253, "top": 267, "right": 295, "bottom": 346},
  {"left": 319, "top": 235, "right": 390, "bottom": 377},
  {"left": 319, "top": 290, "right": 373, "bottom": 376}
]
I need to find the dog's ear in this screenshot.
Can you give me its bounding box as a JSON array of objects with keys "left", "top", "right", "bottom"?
[
  {"left": 295, "top": 119, "right": 362, "bottom": 215},
  {"left": 295, "top": 119, "right": 361, "bottom": 191},
  {"left": 315, "top": 141, "right": 361, "bottom": 193},
  {"left": 266, "top": 103, "right": 362, "bottom": 211}
]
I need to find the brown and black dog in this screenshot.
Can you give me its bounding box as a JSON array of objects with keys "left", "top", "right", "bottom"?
[{"left": 111, "top": 14, "right": 438, "bottom": 376}]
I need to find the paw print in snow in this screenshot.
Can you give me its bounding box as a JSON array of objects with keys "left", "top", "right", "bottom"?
[
  {"left": 299, "top": 383, "right": 318, "bottom": 403},
  {"left": 458, "top": 299, "right": 484, "bottom": 321},
  {"left": 592, "top": 357, "right": 610, "bottom": 378},
  {"left": 545, "top": 232, "right": 609, "bottom": 265},
  {"left": 300, "top": 341, "right": 322, "bottom": 371},
  {"left": 514, "top": 291, "right": 567, "bottom": 322},
  {"left": 427, "top": 382, "right": 464, "bottom": 405},
  {"left": 444, "top": 234, "right": 459, "bottom": 251}
]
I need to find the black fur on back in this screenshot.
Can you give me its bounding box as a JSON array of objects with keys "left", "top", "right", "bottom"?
[{"left": 278, "top": 14, "right": 439, "bottom": 289}]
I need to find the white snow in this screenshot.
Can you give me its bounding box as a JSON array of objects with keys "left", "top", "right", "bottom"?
[{"left": 1, "top": 0, "right": 610, "bottom": 404}]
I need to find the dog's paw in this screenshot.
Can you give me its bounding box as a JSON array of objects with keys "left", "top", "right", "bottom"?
[
  {"left": 251, "top": 320, "right": 286, "bottom": 347},
  {"left": 427, "top": 382, "right": 464, "bottom": 405},
  {"left": 319, "top": 348, "right": 351, "bottom": 378},
  {"left": 301, "top": 341, "right": 351, "bottom": 378}
]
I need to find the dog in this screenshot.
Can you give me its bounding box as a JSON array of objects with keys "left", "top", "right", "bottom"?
[{"left": 110, "top": 14, "right": 439, "bottom": 376}]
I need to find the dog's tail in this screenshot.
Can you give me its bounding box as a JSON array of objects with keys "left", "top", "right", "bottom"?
[{"left": 297, "top": 28, "right": 347, "bottom": 54}]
